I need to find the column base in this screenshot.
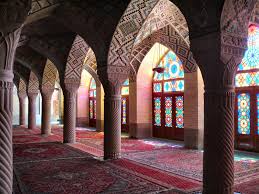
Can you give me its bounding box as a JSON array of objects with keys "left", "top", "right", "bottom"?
[
  {"left": 41, "top": 133, "right": 53, "bottom": 137},
  {"left": 104, "top": 152, "right": 121, "bottom": 160},
  {"left": 203, "top": 186, "right": 233, "bottom": 194}
]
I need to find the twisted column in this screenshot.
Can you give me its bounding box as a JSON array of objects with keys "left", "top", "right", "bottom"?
[
  {"left": 41, "top": 90, "right": 53, "bottom": 136},
  {"left": 203, "top": 89, "right": 235, "bottom": 194},
  {"left": 63, "top": 88, "right": 77, "bottom": 143},
  {"left": 18, "top": 95, "right": 26, "bottom": 126},
  {"left": 0, "top": 81, "right": 13, "bottom": 194},
  {"left": 28, "top": 93, "right": 38, "bottom": 129},
  {"left": 104, "top": 94, "right": 121, "bottom": 159}
]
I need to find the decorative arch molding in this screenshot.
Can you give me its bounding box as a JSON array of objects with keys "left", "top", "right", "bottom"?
[
  {"left": 18, "top": 78, "right": 27, "bottom": 97},
  {"left": 64, "top": 35, "right": 90, "bottom": 87},
  {"left": 108, "top": 0, "right": 160, "bottom": 68},
  {"left": 134, "top": 0, "right": 189, "bottom": 47},
  {"left": 41, "top": 59, "right": 58, "bottom": 91},
  {"left": 220, "top": 0, "right": 257, "bottom": 65},
  {"left": 28, "top": 71, "right": 39, "bottom": 94},
  {"left": 130, "top": 25, "right": 197, "bottom": 80},
  {"left": 84, "top": 48, "right": 97, "bottom": 71}
]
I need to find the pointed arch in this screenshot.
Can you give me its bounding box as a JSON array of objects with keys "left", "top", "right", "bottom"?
[
  {"left": 28, "top": 71, "right": 39, "bottom": 94},
  {"left": 42, "top": 59, "right": 58, "bottom": 90},
  {"left": 64, "top": 35, "right": 90, "bottom": 86}
]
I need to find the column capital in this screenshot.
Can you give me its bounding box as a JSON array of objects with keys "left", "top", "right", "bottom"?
[
  {"left": 97, "top": 65, "right": 129, "bottom": 96},
  {"left": 27, "top": 92, "right": 38, "bottom": 99}
]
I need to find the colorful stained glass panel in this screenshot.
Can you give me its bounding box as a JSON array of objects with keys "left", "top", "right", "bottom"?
[
  {"left": 90, "top": 79, "right": 96, "bottom": 89},
  {"left": 122, "top": 98, "right": 127, "bottom": 124},
  {"left": 121, "top": 86, "right": 129, "bottom": 95},
  {"left": 153, "top": 83, "right": 162, "bottom": 93},
  {"left": 90, "top": 100, "right": 93, "bottom": 119},
  {"left": 237, "top": 25, "right": 259, "bottom": 71},
  {"left": 163, "top": 51, "right": 184, "bottom": 80},
  {"left": 90, "top": 90, "right": 94, "bottom": 97},
  {"left": 123, "top": 79, "right": 129, "bottom": 86},
  {"left": 154, "top": 97, "right": 161, "bottom": 126},
  {"left": 94, "top": 100, "right": 96, "bottom": 119},
  {"left": 235, "top": 72, "right": 259, "bottom": 87},
  {"left": 175, "top": 96, "right": 184, "bottom": 128},
  {"left": 164, "top": 80, "right": 184, "bottom": 92},
  {"left": 165, "top": 97, "right": 172, "bottom": 127},
  {"left": 237, "top": 93, "right": 250, "bottom": 135}
]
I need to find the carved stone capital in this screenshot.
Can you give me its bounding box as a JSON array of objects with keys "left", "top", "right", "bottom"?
[{"left": 98, "top": 66, "right": 129, "bottom": 95}]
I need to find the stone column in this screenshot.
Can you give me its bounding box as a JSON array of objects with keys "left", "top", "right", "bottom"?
[
  {"left": 203, "top": 87, "right": 235, "bottom": 194},
  {"left": 190, "top": 32, "right": 241, "bottom": 193},
  {"left": 28, "top": 93, "right": 38, "bottom": 129},
  {"left": 104, "top": 88, "right": 121, "bottom": 159},
  {"left": 18, "top": 95, "right": 26, "bottom": 126},
  {"left": 0, "top": 2, "right": 30, "bottom": 193},
  {"left": 41, "top": 90, "right": 53, "bottom": 136},
  {"left": 63, "top": 87, "right": 77, "bottom": 143}
]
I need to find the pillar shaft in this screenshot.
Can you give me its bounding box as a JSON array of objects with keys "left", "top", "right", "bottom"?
[
  {"left": 18, "top": 96, "right": 26, "bottom": 126},
  {"left": 104, "top": 94, "right": 121, "bottom": 159},
  {"left": 203, "top": 90, "right": 235, "bottom": 194},
  {"left": 41, "top": 91, "right": 53, "bottom": 136},
  {"left": 0, "top": 81, "right": 13, "bottom": 194},
  {"left": 63, "top": 89, "right": 77, "bottom": 143},
  {"left": 28, "top": 93, "right": 37, "bottom": 129}
]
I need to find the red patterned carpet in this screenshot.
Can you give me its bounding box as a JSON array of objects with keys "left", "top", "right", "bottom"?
[
  {"left": 123, "top": 147, "right": 259, "bottom": 185},
  {"left": 13, "top": 126, "right": 259, "bottom": 193},
  {"left": 14, "top": 142, "right": 168, "bottom": 194}
]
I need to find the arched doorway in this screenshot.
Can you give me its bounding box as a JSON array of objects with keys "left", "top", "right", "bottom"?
[
  {"left": 235, "top": 24, "right": 259, "bottom": 152},
  {"left": 152, "top": 50, "right": 184, "bottom": 140},
  {"left": 89, "top": 78, "right": 97, "bottom": 127},
  {"left": 121, "top": 79, "right": 129, "bottom": 132}
]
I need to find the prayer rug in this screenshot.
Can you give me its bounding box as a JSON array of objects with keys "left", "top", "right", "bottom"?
[
  {"left": 13, "top": 134, "right": 62, "bottom": 144},
  {"left": 14, "top": 142, "right": 87, "bottom": 163},
  {"left": 14, "top": 157, "right": 166, "bottom": 194},
  {"left": 123, "top": 147, "right": 259, "bottom": 184}
]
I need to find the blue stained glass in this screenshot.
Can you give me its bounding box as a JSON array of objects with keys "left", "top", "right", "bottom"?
[
  {"left": 90, "top": 78, "right": 96, "bottom": 89},
  {"left": 237, "top": 25, "right": 259, "bottom": 72},
  {"left": 123, "top": 79, "right": 129, "bottom": 86},
  {"left": 153, "top": 83, "right": 162, "bottom": 93},
  {"left": 235, "top": 72, "right": 259, "bottom": 87},
  {"left": 164, "top": 80, "right": 184, "bottom": 92},
  {"left": 237, "top": 93, "right": 250, "bottom": 135}
]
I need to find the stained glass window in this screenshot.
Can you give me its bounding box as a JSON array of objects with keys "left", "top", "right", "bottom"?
[
  {"left": 90, "top": 100, "right": 93, "bottom": 119},
  {"left": 89, "top": 78, "right": 96, "bottom": 121},
  {"left": 94, "top": 100, "right": 96, "bottom": 119},
  {"left": 165, "top": 97, "right": 172, "bottom": 127},
  {"left": 175, "top": 96, "right": 184, "bottom": 128},
  {"left": 235, "top": 72, "right": 259, "bottom": 87},
  {"left": 154, "top": 97, "right": 161, "bottom": 126},
  {"left": 153, "top": 50, "right": 184, "bottom": 92},
  {"left": 164, "top": 80, "right": 184, "bottom": 92},
  {"left": 153, "top": 83, "right": 162, "bottom": 93},
  {"left": 153, "top": 50, "right": 184, "bottom": 130},
  {"left": 236, "top": 25, "right": 259, "bottom": 87},
  {"left": 237, "top": 93, "right": 250, "bottom": 135},
  {"left": 121, "top": 79, "right": 129, "bottom": 95},
  {"left": 122, "top": 98, "right": 127, "bottom": 124}
]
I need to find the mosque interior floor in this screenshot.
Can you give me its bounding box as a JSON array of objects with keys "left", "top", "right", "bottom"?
[{"left": 13, "top": 125, "right": 259, "bottom": 194}]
